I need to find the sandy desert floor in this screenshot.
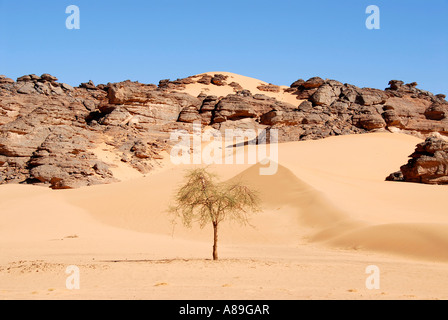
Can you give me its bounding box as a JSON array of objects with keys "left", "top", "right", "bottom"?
[{"left": 1, "top": 131, "right": 448, "bottom": 300}]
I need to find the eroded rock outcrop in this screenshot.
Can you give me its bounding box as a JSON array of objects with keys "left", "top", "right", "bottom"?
[
  {"left": 283, "top": 76, "right": 448, "bottom": 140},
  {"left": 0, "top": 74, "right": 172, "bottom": 188},
  {"left": 0, "top": 72, "right": 447, "bottom": 188},
  {"left": 387, "top": 137, "right": 448, "bottom": 184}
]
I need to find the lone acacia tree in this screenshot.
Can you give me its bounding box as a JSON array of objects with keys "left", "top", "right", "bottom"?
[{"left": 170, "top": 167, "right": 261, "bottom": 260}]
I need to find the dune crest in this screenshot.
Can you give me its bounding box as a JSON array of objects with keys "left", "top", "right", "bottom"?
[{"left": 229, "top": 163, "right": 346, "bottom": 229}]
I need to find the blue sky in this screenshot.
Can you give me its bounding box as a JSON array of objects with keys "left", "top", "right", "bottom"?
[{"left": 0, "top": 0, "right": 447, "bottom": 94}]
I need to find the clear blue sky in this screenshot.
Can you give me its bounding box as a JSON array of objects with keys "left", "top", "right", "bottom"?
[{"left": 0, "top": 0, "right": 447, "bottom": 94}]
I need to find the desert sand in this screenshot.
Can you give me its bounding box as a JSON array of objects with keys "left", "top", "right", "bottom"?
[
  {"left": 1, "top": 73, "right": 447, "bottom": 300},
  {"left": 1, "top": 130, "right": 448, "bottom": 300}
]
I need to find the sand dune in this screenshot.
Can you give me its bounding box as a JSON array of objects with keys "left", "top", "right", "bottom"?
[
  {"left": 59, "top": 162, "right": 334, "bottom": 246},
  {"left": 5, "top": 131, "right": 446, "bottom": 261},
  {"left": 230, "top": 163, "right": 346, "bottom": 230},
  {"left": 2, "top": 131, "right": 448, "bottom": 299},
  {"left": 320, "top": 223, "right": 448, "bottom": 262},
  {"left": 178, "top": 71, "right": 302, "bottom": 106}
]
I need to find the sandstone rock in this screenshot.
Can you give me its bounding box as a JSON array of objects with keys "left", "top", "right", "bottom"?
[
  {"left": 17, "top": 75, "right": 32, "bottom": 82},
  {"left": 26, "top": 126, "right": 117, "bottom": 189},
  {"left": 424, "top": 104, "right": 446, "bottom": 120},
  {"left": 96, "top": 84, "right": 109, "bottom": 91},
  {"left": 295, "top": 88, "right": 319, "bottom": 100},
  {"left": 0, "top": 71, "right": 447, "bottom": 189},
  {"left": 158, "top": 79, "right": 171, "bottom": 89},
  {"left": 302, "top": 77, "right": 325, "bottom": 89},
  {"left": 178, "top": 106, "right": 201, "bottom": 123},
  {"left": 236, "top": 90, "right": 252, "bottom": 97},
  {"left": 260, "top": 108, "right": 304, "bottom": 126},
  {"left": 386, "top": 80, "right": 427, "bottom": 97},
  {"left": 329, "top": 101, "right": 349, "bottom": 114},
  {"left": 34, "top": 82, "right": 51, "bottom": 95},
  {"left": 41, "top": 73, "right": 58, "bottom": 82},
  {"left": 311, "top": 84, "right": 340, "bottom": 106},
  {"left": 80, "top": 80, "right": 97, "bottom": 90},
  {"left": 30, "top": 164, "right": 69, "bottom": 186},
  {"left": 326, "top": 80, "right": 343, "bottom": 87},
  {"left": 253, "top": 94, "right": 272, "bottom": 101},
  {"left": 357, "top": 88, "right": 387, "bottom": 106},
  {"left": 197, "top": 93, "right": 208, "bottom": 100},
  {"left": 303, "top": 113, "right": 323, "bottom": 125},
  {"left": 214, "top": 97, "right": 257, "bottom": 122},
  {"left": 340, "top": 84, "right": 360, "bottom": 103},
  {"left": 290, "top": 79, "right": 305, "bottom": 88},
  {"left": 388, "top": 80, "right": 405, "bottom": 91},
  {"left": 199, "top": 95, "right": 219, "bottom": 112},
  {"left": 106, "top": 81, "right": 201, "bottom": 127},
  {"left": 385, "top": 171, "right": 404, "bottom": 182},
  {"left": 51, "top": 85, "right": 65, "bottom": 95},
  {"left": 0, "top": 78, "right": 171, "bottom": 189},
  {"left": 197, "top": 74, "right": 212, "bottom": 85},
  {"left": 229, "top": 82, "right": 243, "bottom": 92},
  {"left": 382, "top": 109, "right": 403, "bottom": 127},
  {"left": 353, "top": 107, "right": 387, "bottom": 130},
  {"left": 0, "top": 126, "right": 50, "bottom": 157},
  {"left": 358, "top": 115, "right": 386, "bottom": 130},
  {"left": 211, "top": 118, "right": 262, "bottom": 134},
  {"left": 211, "top": 74, "right": 227, "bottom": 86},
  {"left": 17, "top": 82, "right": 36, "bottom": 94},
  {"left": 172, "top": 77, "right": 195, "bottom": 86},
  {"left": 197, "top": 95, "right": 219, "bottom": 124},
  {"left": 297, "top": 100, "right": 314, "bottom": 112},
  {"left": 387, "top": 137, "right": 448, "bottom": 184},
  {"left": 158, "top": 78, "right": 191, "bottom": 90},
  {"left": 99, "top": 107, "right": 132, "bottom": 126},
  {"left": 61, "top": 83, "right": 74, "bottom": 91},
  {"left": 212, "top": 93, "right": 285, "bottom": 123},
  {"left": 0, "top": 76, "right": 14, "bottom": 84},
  {"left": 131, "top": 141, "right": 151, "bottom": 159},
  {"left": 257, "top": 84, "right": 280, "bottom": 93},
  {"left": 83, "top": 100, "right": 98, "bottom": 112}
]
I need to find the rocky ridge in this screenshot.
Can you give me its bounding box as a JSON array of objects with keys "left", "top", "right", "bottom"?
[{"left": 0, "top": 72, "right": 447, "bottom": 188}]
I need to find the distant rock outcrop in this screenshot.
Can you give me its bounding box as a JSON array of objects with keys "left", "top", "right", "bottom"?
[
  {"left": 0, "top": 74, "right": 170, "bottom": 188},
  {"left": 281, "top": 76, "right": 448, "bottom": 141},
  {"left": 0, "top": 71, "right": 447, "bottom": 188},
  {"left": 387, "top": 137, "right": 448, "bottom": 184},
  {"left": 257, "top": 83, "right": 280, "bottom": 93}
]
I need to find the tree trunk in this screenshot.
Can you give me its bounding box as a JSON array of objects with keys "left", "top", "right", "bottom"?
[{"left": 212, "top": 222, "right": 218, "bottom": 261}]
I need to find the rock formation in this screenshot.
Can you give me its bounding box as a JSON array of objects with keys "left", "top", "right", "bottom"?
[
  {"left": 387, "top": 137, "right": 448, "bottom": 184},
  {"left": 0, "top": 74, "right": 171, "bottom": 188},
  {"left": 0, "top": 72, "right": 447, "bottom": 188}
]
